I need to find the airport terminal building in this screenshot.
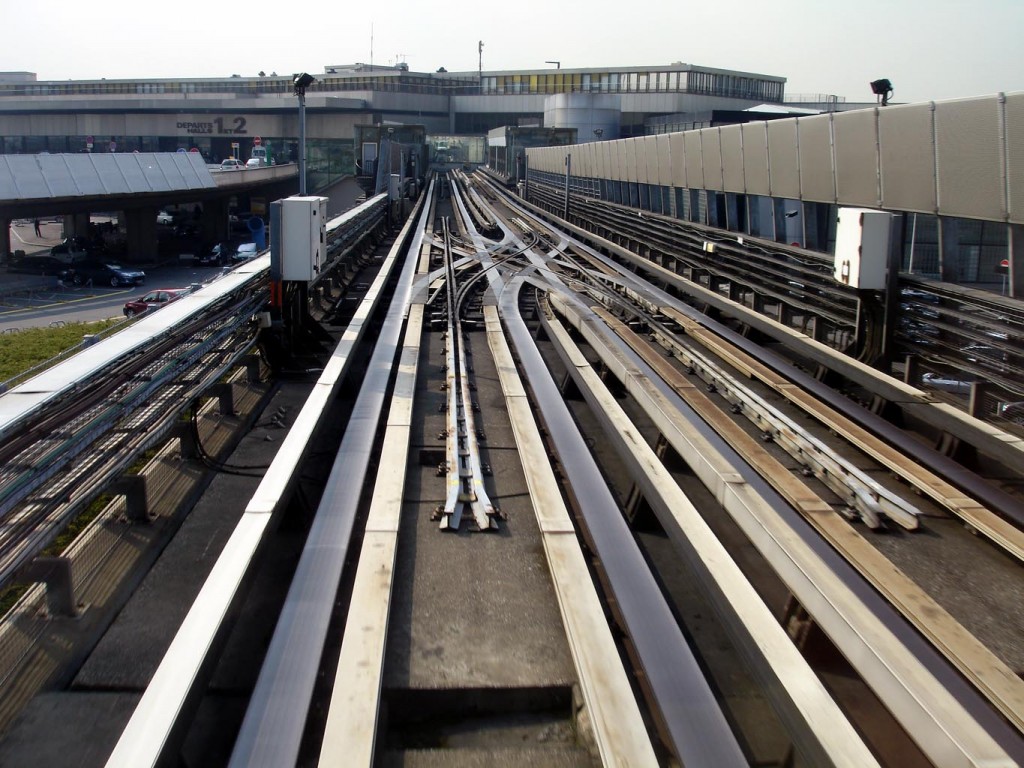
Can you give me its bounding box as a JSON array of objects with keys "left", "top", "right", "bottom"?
[{"left": 0, "top": 63, "right": 790, "bottom": 188}]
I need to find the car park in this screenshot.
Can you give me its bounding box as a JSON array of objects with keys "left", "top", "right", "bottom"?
[
  {"left": 123, "top": 288, "right": 189, "bottom": 317},
  {"left": 65, "top": 259, "right": 146, "bottom": 287}
]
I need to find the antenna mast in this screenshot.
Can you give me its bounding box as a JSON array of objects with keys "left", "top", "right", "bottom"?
[
  {"left": 478, "top": 40, "right": 484, "bottom": 82},
  {"left": 370, "top": 23, "right": 374, "bottom": 70}
]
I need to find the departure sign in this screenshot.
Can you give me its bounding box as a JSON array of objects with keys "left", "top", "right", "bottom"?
[{"left": 175, "top": 117, "right": 249, "bottom": 135}]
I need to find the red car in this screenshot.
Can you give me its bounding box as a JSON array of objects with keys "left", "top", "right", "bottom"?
[{"left": 123, "top": 288, "right": 189, "bottom": 317}]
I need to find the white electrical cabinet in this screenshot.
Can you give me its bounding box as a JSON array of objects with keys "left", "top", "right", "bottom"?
[
  {"left": 833, "top": 207, "right": 895, "bottom": 290},
  {"left": 281, "top": 196, "right": 328, "bottom": 281}
]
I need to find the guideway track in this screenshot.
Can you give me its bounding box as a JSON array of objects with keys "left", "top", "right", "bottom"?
[
  {"left": 481, "top": 176, "right": 1024, "bottom": 765},
  {"left": 8, "top": 170, "right": 1020, "bottom": 767}
]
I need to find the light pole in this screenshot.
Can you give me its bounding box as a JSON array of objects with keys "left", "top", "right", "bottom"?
[{"left": 294, "top": 72, "right": 315, "bottom": 195}]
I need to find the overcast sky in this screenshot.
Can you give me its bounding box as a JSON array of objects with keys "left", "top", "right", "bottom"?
[{"left": 4, "top": 0, "right": 1022, "bottom": 105}]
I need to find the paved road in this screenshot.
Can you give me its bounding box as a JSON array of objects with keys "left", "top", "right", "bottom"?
[{"left": 0, "top": 262, "right": 230, "bottom": 332}]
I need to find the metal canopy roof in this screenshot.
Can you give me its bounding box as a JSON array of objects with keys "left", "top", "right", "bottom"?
[{"left": 0, "top": 152, "right": 215, "bottom": 204}]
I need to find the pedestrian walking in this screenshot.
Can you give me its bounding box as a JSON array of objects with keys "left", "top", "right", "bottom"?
[{"left": 33, "top": 219, "right": 41, "bottom": 237}]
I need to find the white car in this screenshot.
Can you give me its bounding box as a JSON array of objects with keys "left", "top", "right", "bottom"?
[
  {"left": 156, "top": 210, "right": 174, "bottom": 225},
  {"left": 245, "top": 157, "right": 265, "bottom": 168},
  {"left": 231, "top": 243, "right": 259, "bottom": 262},
  {"left": 220, "top": 158, "right": 244, "bottom": 170},
  {"left": 921, "top": 372, "right": 972, "bottom": 395}
]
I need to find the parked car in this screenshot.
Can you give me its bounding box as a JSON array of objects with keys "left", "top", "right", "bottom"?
[
  {"left": 123, "top": 288, "right": 189, "bottom": 317},
  {"left": 156, "top": 210, "right": 175, "bottom": 225},
  {"left": 231, "top": 243, "right": 259, "bottom": 263},
  {"left": 65, "top": 259, "right": 146, "bottom": 287},
  {"left": 245, "top": 157, "right": 265, "bottom": 168},
  {"left": 7, "top": 254, "right": 69, "bottom": 275},
  {"left": 921, "top": 372, "right": 972, "bottom": 395},
  {"left": 194, "top": 243, "right": 226, "bottom": 266},
  {"left": 220, "top": 158, "right": 244, "bottom": 170},
  {"left": 50, "top": 236, "right": 91, "bottom": 263}
]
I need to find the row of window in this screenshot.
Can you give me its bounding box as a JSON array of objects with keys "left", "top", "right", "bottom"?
[
  {"left": 479, "top": 70, "right": 784, "bottom": 101},
  {"left": 0, "top": 70, "right": 783, "bottom": 102}
]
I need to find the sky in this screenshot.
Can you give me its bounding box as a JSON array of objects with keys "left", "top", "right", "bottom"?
[{"left": 3, "top": 0, "right": 1022, "bottom": 105}]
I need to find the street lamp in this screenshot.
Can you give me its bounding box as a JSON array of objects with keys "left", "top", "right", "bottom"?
[
  {"left": 294, "top": 72, "right": 315, "bottom": 194},
  {"left": 869, "top": 78, "right": 893, "bottom": 107}
]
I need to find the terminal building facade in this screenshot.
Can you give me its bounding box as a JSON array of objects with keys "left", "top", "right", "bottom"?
[{"left": 0, "top": 63, "right": 790, "bottom": 189}]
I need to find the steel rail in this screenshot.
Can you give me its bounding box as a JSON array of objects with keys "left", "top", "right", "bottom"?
[
  {"left": 544, "top": 288, "right": 1024, "bottom": 766},
  {"left": 538, "top": 244, "right": 924, "bottom": 532},
  {"left": 539, "top": 297, "right": 879, "bottom": 767},
  {"left": 569, "top": 298, "right": 1024, "bottom": 736},
  {"left": 317, "top": 299, "right": 426, "bottom": 765},
  {"left": 583, "top": 284, "right": 921, "bottom": 529},
  {"left": 226, "top": 188, "right": 429, "bottom": 768},
  {"left": 492, "top": 180, "right": 1024, "bottom": 524},
  {"left": 476, "top": 303, "right": 660, "bottom": 765},
  {"left": 529, "top": 184, "right": 858, "bottom": 329},
  {"left": 0, "top": 300, "right": 262, "bottom": 585},
  {"left": 105, "top": 188, "right": 430, "bottom": 768},
  {"left": 498, "top": 276, "right": 749, "bottom": 766},
  {"left": 438, "top": 218, "right": 496, "bottom": 530}
]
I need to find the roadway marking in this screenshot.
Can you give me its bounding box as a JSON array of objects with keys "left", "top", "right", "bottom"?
[{"left": 0, "top": 288, "right": 130, "bottom": 316}]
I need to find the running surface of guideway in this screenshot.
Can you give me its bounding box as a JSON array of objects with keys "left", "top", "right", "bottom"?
[{"left": 1, "top": 172, "right": 1024, "bottom": 767}]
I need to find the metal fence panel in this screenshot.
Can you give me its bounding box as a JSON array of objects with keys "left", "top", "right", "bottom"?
[
  {"left": 720, "top": 124, "right": 745, "bottom": 193},
  {"left": 611, "top": 141, "right": 624, "bottom": 182},
  {"left": 767, "top": 119, "right": 800, "bottom": 199},
  {"left": 935, "top": 96, "right": 1004, "bottom": 220},
  {"left": 1006, "top": 93, "right": 1024, "bottom": 225},
  {"left": 656, "top": 134, "right": 672, "bottom": 188},
  {"left": 701, "top": 128, "right": 724, "bottom": 191},
  {"left": 742, "top": 122, "right": 770, "bottom": 197},
  {"left": 878, "top": 102, "right": 935, "bottom": 214},
  {"left": 684, "top": 131, "right": 703, "bottom": 191},
  {"left": 833, "top": 108, "right": 879, "bottom": 207},
  {"left": 798, "top": 114, "right": 835, "bottom": 202},
  {"left": 618, "top": 138, "right": 634, "bottom": 183},
  {"left": 670, "top": 132, "right": 687, "bottom": 188}
]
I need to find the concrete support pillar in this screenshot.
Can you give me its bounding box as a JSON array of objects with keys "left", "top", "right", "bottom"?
[
  {"left": 113, "top": 475, "right": 150, "bottom": 522},
  {"left": 724, "top": 193, "right": 741, "bottom": 232},
  {"left": 123, "top": 206, "right": 160, "bottom": 264},
  {"left": 202, "top": 198, "right": 231, "bottom": 249},
  {"left": 938, "top": 217, "right": 960, "bottom": 282},
  {"left": 62, "top": 213, "right": 90, "bottom": 239},
  {"left": 1008, "top": 223, "right": 1024, "bottom": 299},
  {"left": 0, "top": 217, "right": 11, "bottom": 263},
  {"left": 21, "top": 557, "right": 79, "bottom": 617}
]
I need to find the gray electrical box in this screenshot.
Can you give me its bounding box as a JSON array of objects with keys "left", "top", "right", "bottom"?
[
  {"left": 281, "top": 196, "right": 328, "bottom": 281},
  {"left": 833, "top": 207, "right": 896, "bottom": 290}
]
